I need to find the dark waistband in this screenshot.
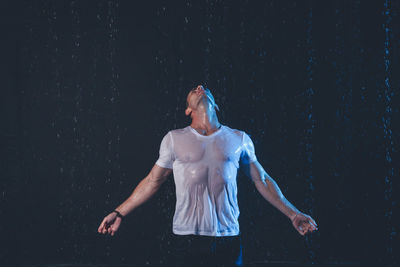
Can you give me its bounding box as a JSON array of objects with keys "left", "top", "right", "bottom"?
[{"left": 171, "top": 233, "right": 241, "bottom": 240}]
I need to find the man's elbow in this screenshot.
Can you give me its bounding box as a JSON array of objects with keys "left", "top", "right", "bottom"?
[
  {"left": 251, "top": 172, "right": 267, "bottom": 185},
  {"left": 253, "top": 172, "right": 276, "bottom": 188},
  {"left": 148, "top": 171, "right": 170, "bottom": 186}
]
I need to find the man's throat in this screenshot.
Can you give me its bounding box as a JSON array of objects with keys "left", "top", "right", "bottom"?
[{"left": 192, "top": 124, "right": 221, "bottom": 136}]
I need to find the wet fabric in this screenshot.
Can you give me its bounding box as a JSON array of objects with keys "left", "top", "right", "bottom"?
[{"left": 156, "top": 125, "right": 257, "bottom": 236}]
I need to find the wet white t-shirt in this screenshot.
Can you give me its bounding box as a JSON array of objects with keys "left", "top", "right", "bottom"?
[{"left": 155, "top": 125, "right": 257, "bottom": 236}]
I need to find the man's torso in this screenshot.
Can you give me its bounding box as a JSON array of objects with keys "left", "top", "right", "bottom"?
[{"left": 156, "top": 125, "right": 256, "bottom": 236}]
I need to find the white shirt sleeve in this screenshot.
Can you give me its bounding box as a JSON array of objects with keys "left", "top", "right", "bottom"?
[
  {"left": 155, "top": 132, "right": 174, "bottom": 169},
  {"left": 240, "top": 132, "right": 257, "bottom": 164}
]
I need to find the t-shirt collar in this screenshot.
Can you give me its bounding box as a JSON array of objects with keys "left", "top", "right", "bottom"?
[{"left": 188, "top": 124, "right": 224, "bottom": 138}]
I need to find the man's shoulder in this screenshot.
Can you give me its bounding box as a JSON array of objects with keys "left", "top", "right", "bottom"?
[
  {"left": 222, "top": 125, "right": 245, "bottom": 138},
  {"left": 167, "top": 126, "right": 191, "bottom": 136}
]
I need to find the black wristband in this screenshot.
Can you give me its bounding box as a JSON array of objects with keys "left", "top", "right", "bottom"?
[{"left": 113, "top": 210, "right": 124, "bottom": 219}]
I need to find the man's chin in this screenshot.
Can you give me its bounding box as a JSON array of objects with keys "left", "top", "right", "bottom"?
[{"left": 195, "top": 96, "right": 207, "bottom": 106}]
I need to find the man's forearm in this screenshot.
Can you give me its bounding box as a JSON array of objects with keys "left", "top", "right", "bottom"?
[
  {"left": 114, "top": 175, "right": 164, "bottom": 216},
  {"left": 254, "top": 177, "right": 300, "bottom": 220}
]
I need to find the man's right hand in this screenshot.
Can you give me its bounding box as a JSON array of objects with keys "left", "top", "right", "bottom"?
[
  {"left": 97, "top": 165, "right": 172, "bottom": 237},
  {"left": 98, "top": 212, "right": 122, "bottom": 236}
]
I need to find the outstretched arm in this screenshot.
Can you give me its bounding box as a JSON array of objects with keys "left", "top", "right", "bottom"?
[
  {"left": 242, "top": 161, "right": 318, "bottom": 236},
  {"left": 114, "top": 164, "right": 172, "bottom": 216},
  {"left": 98, "top": 164, "right": 172, "bottom": 236}
]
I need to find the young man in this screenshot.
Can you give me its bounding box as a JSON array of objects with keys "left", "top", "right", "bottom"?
[{"left": 98, "top": 85, "right": 318, "bottom": 266}]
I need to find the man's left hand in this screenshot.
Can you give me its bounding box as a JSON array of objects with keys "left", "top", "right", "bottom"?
[{"left": 291, "top": 212, "right": 318, "bottom": 236}]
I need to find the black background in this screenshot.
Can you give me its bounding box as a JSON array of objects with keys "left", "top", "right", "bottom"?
[{"left": 1, "top": 0, "right": 399, "bottom": 266}]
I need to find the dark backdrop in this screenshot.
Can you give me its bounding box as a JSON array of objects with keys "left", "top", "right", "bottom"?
[{"left": 1, "top": 0, "right": 399, "bottom": 266}]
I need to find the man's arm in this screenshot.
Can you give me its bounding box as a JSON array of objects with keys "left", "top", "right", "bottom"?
[
  {"left": 98, "top": 164, "right": 172, "bottom": 236},
  {"left": 243, "top": 161, "right": 299, "bottom": 220},
  {"left": 242, "top": 161, "right": 318, "bottom": 235},
  {"left": 114, "top": 164, "right": 172, "bottom": 216}
]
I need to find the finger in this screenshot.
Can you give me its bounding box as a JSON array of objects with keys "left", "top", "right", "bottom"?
[
  {"left": 299, "top": 227, "right": 305, "bottom": 235},
  {"left": 309, "top": 217, "right": 318, "bottom": 227},
  {"left": 303, "top": 220, "right": 315, "bottom": 230},
  {"left": 103, "top": 225, "right": 108, "bottom": 234},
  {"left": 308, "top": 220, "right": 317, "bottom": 229},
  {"left": 99, "top": 224, "right": 107, "bottom": 234},
  {"left": 306, "top": 227, "right": 315, "bottom": 234},
  {"left": 304, "top": 224, "right": 313, "bottom": 233},
  {"left": 98, "top": 219, "right": 106, "bottom": 233},
  {"left": 309, "top": 222, "right": 318, "bottom": 230},
  {"left": 298, "top": 227, "right": 303, "bottom": 235},
  {"left": 109, "top": 225, "right": 114, "bottom": 235},
  {"left": 305, "top": 223, "right": 314, "bottom": 231},
  {"left": 307, "top": 221, "right": 316, "bottom": 228}
]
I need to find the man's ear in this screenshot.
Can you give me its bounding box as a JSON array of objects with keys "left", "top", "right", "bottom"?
[{"left": 185, "top": 107, "right": 192, "bottom": 116}]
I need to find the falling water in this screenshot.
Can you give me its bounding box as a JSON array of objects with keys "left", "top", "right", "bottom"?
[
  {"left": 70, "top": 0, "right": 84, "bottom": 260},
  {"left": 44, "top": 0, "right": 68, "bottom": 258},
  {"left": 9, "top": 1, "right": 398, "bottom": 266},
  {"left": 103, "top": 0, "right": 122, "bottom": 260},
  {"left": 304, "top": 2, "right": 316, "bottom": 266},
  {"left": 203, "top": 0, "right": 212, "bottom": 84},
  {"left": 382, "top": 0, "right": 394, "bottom": 265}
]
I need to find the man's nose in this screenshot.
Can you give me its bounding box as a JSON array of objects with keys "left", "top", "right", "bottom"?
[{"left": 195, "top": 85, "right": 205, "bottom": 94}]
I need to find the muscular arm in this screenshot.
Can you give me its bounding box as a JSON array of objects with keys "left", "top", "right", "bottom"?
[
  {"left": 242, "top": 161, "right": 300, "bottom": 221},
  {"left": 114, "top": 164, "right": 172, "bottom": 216}
]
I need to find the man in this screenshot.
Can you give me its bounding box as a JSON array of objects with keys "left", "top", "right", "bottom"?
[{"left": 98, "top": 85, "right": 318, "bottom": 266}]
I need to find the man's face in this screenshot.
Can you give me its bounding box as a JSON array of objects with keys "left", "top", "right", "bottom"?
[{"left": 185, "top": 85, "right": 218, "bottom": 116}]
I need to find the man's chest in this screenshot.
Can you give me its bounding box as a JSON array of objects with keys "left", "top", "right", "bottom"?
[{"left": 173, "top": 134, "right": 243, "bottom": 165}]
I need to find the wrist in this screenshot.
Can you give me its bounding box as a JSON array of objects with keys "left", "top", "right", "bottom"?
[
  {"left": 290, "top": 211, "right": 300, "bottom": 221},
  {"left": 113, "top": 209, "right": 124, "bottom": 219}
]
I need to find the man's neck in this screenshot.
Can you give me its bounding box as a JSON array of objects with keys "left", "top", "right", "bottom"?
[{"left": 190, "top": 113, "right": 221, "bottom": 136}]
